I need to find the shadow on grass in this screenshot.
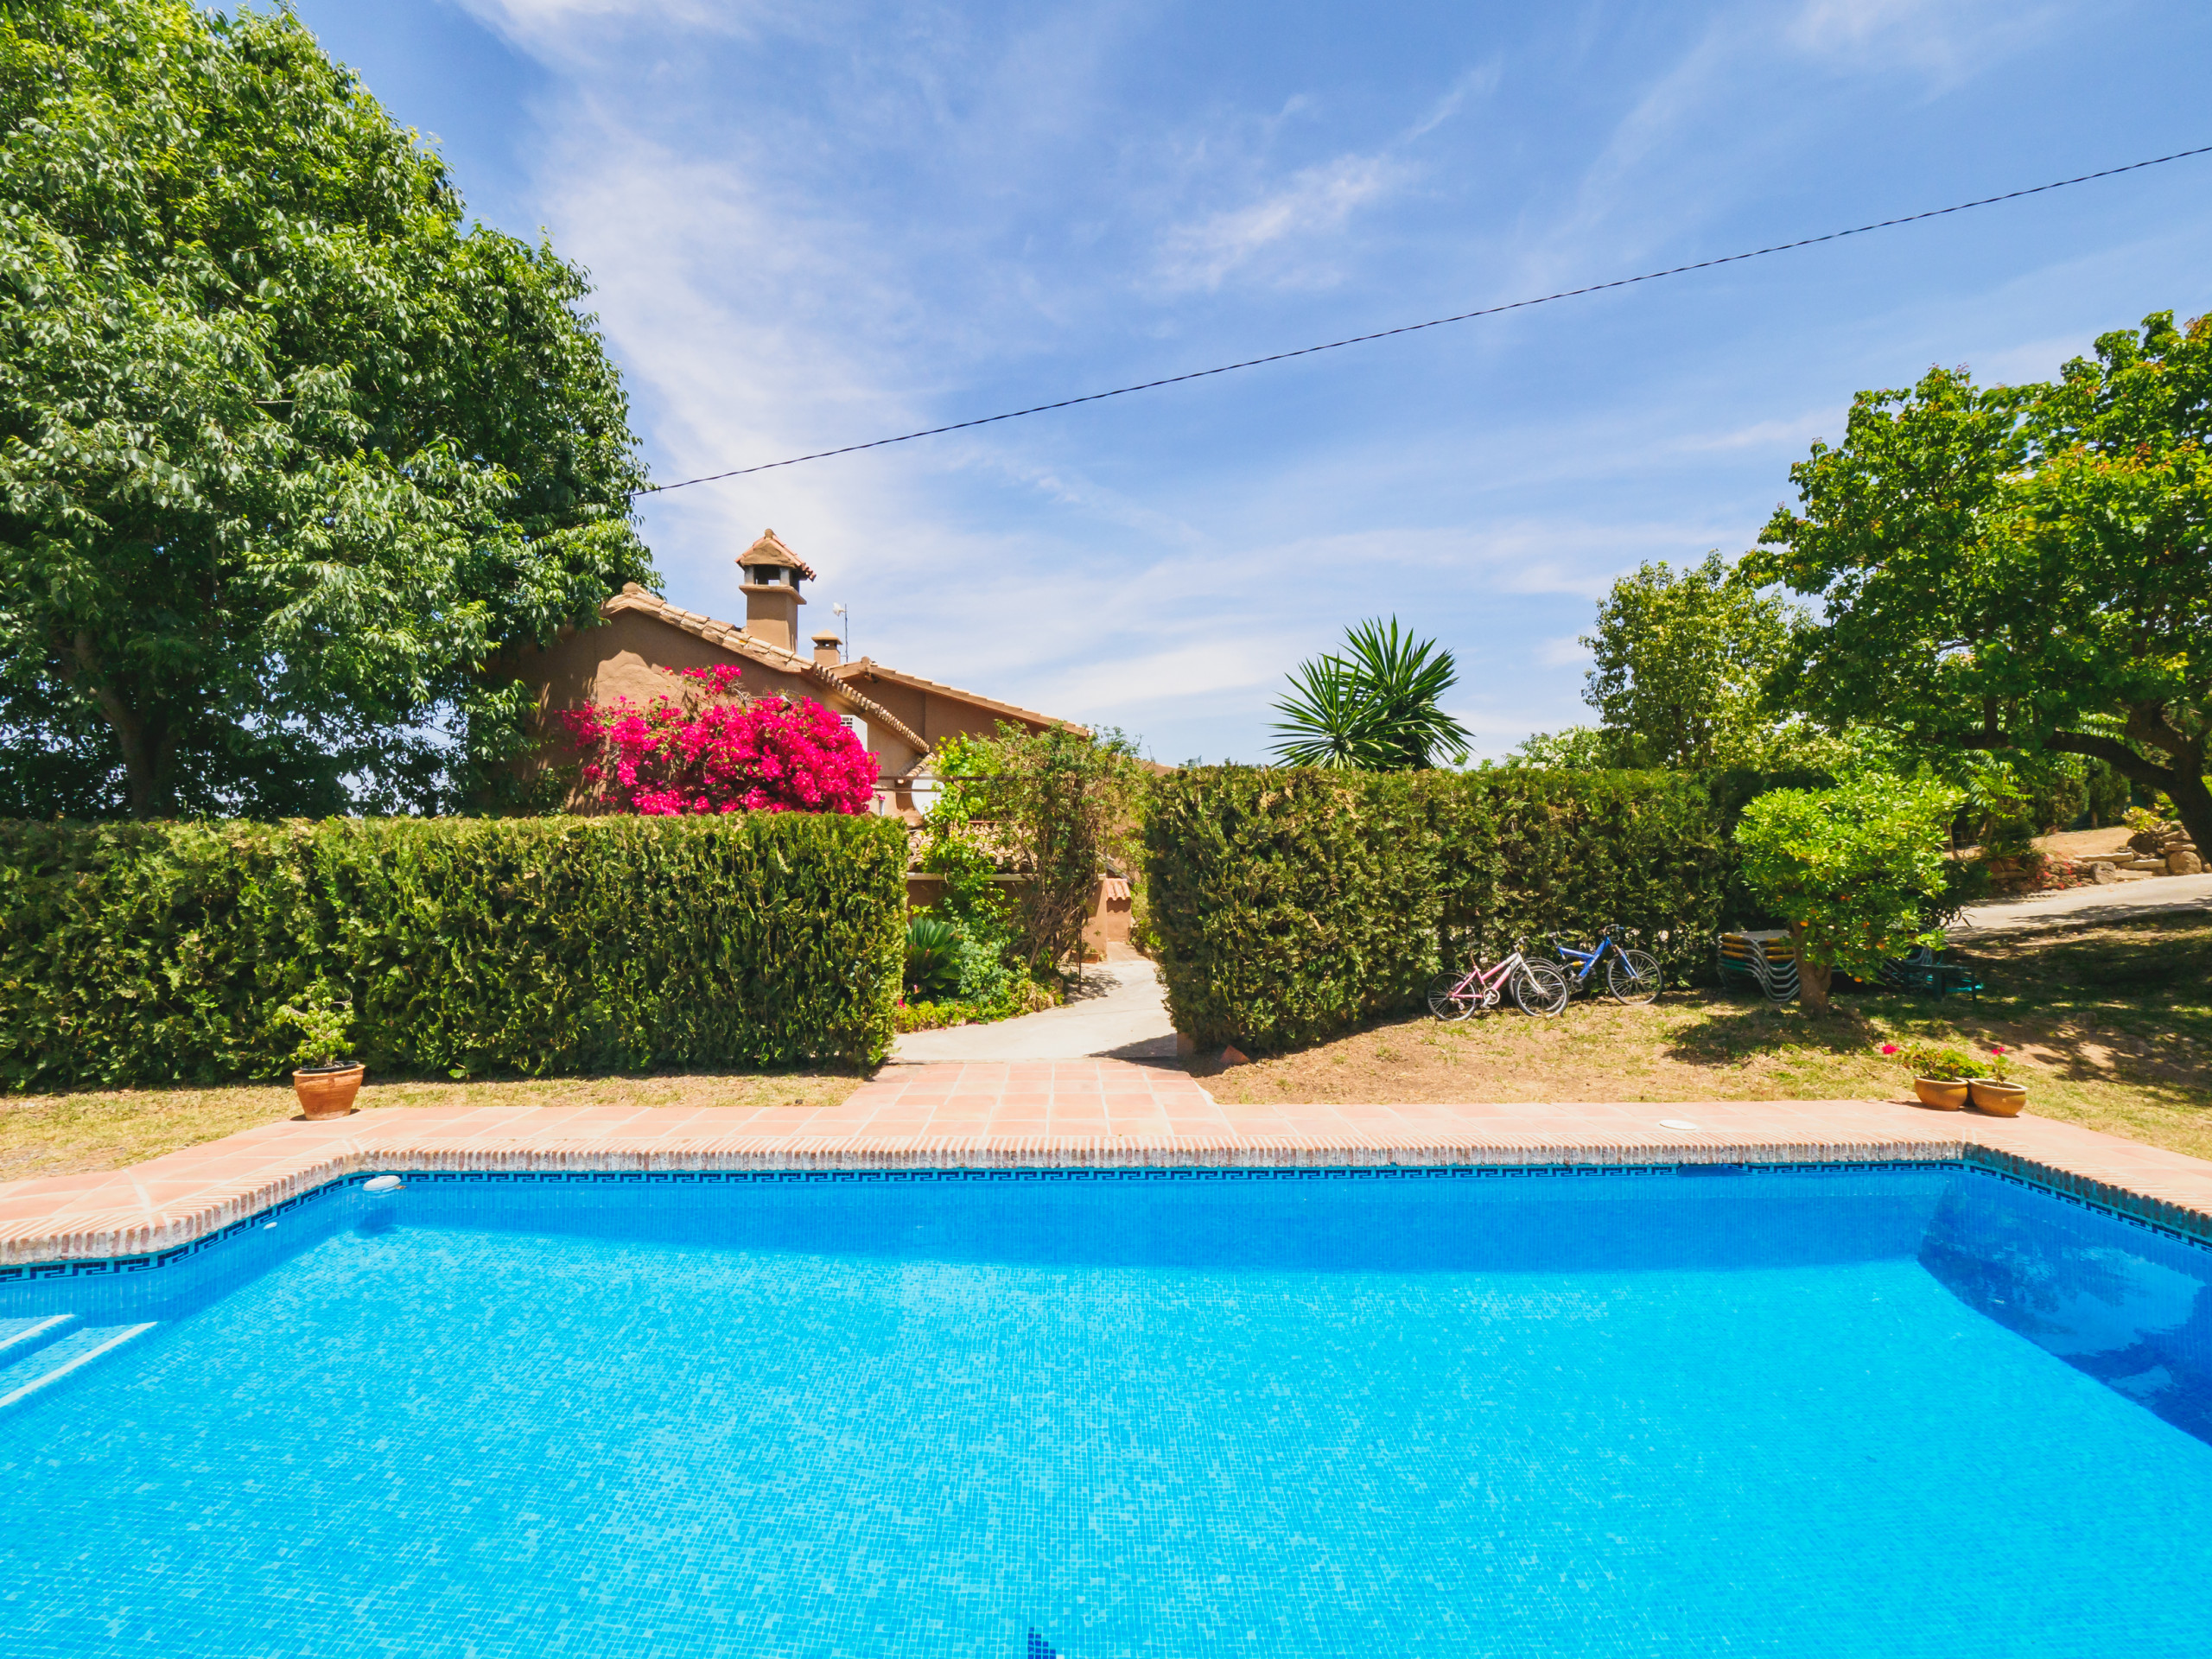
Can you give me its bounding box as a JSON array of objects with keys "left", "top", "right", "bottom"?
[{"left": 1657, "top": 992, "right": 1884, "bottom": 1070}]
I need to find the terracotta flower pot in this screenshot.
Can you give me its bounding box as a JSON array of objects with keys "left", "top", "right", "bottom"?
[
  {"left": 1913, "top": 1077, "right": 1970, "bottom": 1110},
  {"left": 1968, "top": 1077, "right": 2027, "bottom": 1117},
  {"left": 293, "top": 1063, "right": 365, "bottom": 1120}
]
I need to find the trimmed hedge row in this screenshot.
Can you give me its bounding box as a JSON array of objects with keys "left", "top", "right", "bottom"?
[
  {"left": 0, "top": 815, "right": 907, "bottom": 1090},
  {"left": 1143, "top": 768, "right": 1734, "bottom": 1052}
]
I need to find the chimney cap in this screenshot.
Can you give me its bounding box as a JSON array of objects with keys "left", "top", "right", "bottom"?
[
  {"left": 810, "top": 630, "right": 842, "bottom": 645},
  {"left": 737, "top": 528, "right": 817, "bottom": 582}
]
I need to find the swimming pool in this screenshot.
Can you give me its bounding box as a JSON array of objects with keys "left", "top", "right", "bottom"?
[{"left": 3, "top": 1164, "right": 2208, "bottom": 1656}]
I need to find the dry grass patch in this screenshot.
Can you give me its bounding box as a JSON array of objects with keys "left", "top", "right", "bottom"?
[
  {"left": 0, "top": 1071, "right": 864, "bottom": 1184},
  {"left": 1188, "top": 913, "right": 2212, "bottom": 1162}
]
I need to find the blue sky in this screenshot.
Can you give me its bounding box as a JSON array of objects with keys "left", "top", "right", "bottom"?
[{"left": 292, "top": 0, "right": 2212, "bottom": 764}]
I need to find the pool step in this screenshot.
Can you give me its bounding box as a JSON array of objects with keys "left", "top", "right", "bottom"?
[
  {"left": 0, "top": 1313, "right": 73, "bottom": 1356},
  {"left": 0, "top": 1319, "right": 158, "bottom": 1409}
]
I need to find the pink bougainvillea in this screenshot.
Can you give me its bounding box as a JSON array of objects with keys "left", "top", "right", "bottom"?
[{"left": 558, "top": 664, "right": 879, "bottom": 816}]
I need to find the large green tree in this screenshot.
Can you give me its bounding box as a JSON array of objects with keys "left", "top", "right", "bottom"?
[
  {"left": 1580, "top": 551, "right": 1802, "bottom": 769},
  {"left": 1749, "top": 311, "right": 2211, "bottom": 855},
  {"left": 0, "top": 0, "right": 652, "bottom": 818}
]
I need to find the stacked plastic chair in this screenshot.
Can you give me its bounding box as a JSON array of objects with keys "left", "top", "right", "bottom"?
[
  {"left": 1717, "top": 930, "right": 1798, "bottom": 1001},
  {"left": 1878, "top": 944, "right": 1985, "bottom": 1001}
]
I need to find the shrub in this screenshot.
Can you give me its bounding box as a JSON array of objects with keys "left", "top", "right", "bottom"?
[
  {"left": 0, "top": 815, "right": 906, "bottom": 1089},
  {"left": 914, "top": 823, "right": 1023, "bottom": 1007},
  {"left": 892, "top": 981, "right": 1058, "bottom": 1034},
  {"left": 1142, "top": 767, "right": 1731, "bottom": 1052},
  {"left": 1735, "top": 776, "right": 1961, "bottom": 1011},
  {"left": 934, "top": 725, "right": 1148, "bottom": 975},
  {"left": 557, "top": 666, "right": 878, "bottom": 816}
]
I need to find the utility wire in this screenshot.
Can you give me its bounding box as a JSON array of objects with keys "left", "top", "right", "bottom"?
[{"left": 637, "top": 143, "right": 2212, "bottom": 495}]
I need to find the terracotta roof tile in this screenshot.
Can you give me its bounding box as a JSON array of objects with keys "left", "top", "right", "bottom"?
[{"left": 827, "top": 658, "right": 1086, "bottom": 736}]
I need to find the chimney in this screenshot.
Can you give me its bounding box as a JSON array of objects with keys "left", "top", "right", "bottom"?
[
  {"left": 810, "top": 630, "right": 842, "bottom": 667},
  {"left": 735, "top": 528, "right": 815, "bottom": 653}
]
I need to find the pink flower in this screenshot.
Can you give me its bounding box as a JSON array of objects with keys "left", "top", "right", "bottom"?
[
  {"left": 1989, "top": 1044, "right": 2006, "bottom": 1055},
  {"left": 561, "top": 674, "right": 877, "bottom": 817},
  {"left": 1880, "top": 1044, "right": 1898, "bottom": 1055}
]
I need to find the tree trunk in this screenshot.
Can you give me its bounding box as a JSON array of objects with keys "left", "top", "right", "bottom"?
[
  {"left": 69, "top": 633, "right": 170, "bottom": 818},
  {"left": 2050, "top": 719, "right": 2211, "bottom": 865},
  {"left": 1789, "top": 922, "right": 1833, "bottom": 1013},
  {"left": 2171, "top": 766, "right": 2212, "bottom": 864}
]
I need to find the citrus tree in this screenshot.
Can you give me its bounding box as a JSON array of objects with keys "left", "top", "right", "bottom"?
[
  {"left": 1733, "top": 775, "right": 1961, "bottom": 1011},
  {"left": 0, "top": 1, "right": 651, "bottom": 817}
]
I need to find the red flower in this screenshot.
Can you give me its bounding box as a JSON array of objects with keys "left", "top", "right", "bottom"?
[
  {"left": 1880, "top": 1044, "right": 1898, "bottom": 1055},
  {"left": 1989, "top": 1044, "right": 2006, "bottom": 1055}
]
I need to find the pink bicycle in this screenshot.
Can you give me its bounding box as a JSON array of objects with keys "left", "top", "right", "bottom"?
[{"left": 1426, "top": 940, "right": 1571, "bottom": 1020}]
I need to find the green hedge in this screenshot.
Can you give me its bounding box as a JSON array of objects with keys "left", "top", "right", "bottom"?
[
  {"left": 1143, "top": 768, "right": 1733, "bottom": 1052},
  {"left": 0, "top": 815, "right": 907, "bottom": 1090}
]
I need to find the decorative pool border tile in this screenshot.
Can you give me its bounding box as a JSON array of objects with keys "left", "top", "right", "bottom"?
[
  {"left": 1961, "top": 1145, "right": 2212, "bottom": 1249},
  {"left": 7, "top": 1154, "right": 2209, "bottom": 1286},
  {"left": 5, "top": 1072, "right": 2210, "bottom": 1269}
]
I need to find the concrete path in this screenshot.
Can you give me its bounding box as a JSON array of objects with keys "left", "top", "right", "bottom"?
[
  {"left": 890, "top": 957, "right": 1180, "bottom": 1063},
  {"left": 1957, "top": 871, "right": 2212, "bottom": 937}
]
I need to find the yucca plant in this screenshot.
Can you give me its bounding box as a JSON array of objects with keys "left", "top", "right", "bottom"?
[{"left": 1269, "top": 618, "right": 1471, "bottom": 770}]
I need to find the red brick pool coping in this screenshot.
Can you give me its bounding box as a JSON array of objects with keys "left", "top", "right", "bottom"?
[{"left": 4, "top": 1060, "right": 2211, "bottom": 1267}]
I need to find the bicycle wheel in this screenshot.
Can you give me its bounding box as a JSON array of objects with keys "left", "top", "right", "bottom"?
[
  {"left": 1426, "top": 970, "right": 1478, "bottom": 1021},
  {"left": 1513, "top": 962, "right": 1570, "bottom": 1016},
  {"left": 1605, "top": 948, "right": 1662, "bottom": 1006}
]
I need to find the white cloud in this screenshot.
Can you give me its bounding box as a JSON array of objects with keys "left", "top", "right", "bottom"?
[
  {"left": 1675, "top": 409, "right": 1838, "bottom": 453},
  {"left": 1965, "top": 332, "right": 2097, "bottom": 386},
  {"left": 455, "top": 0, "right": 731, "bottom": 52},
  {"left": 1537, "top": 635, "right": 1593, "bottom": 669},
  {"left": 423, "top": 0, "right": 2169, "bottom": 770},
  {"left": 1402, "top": 60, "right": 1503, "bottom": 142},
  {"left": 1786, "top": 0, "right": 2056, "bottom": 81},
  {"left": 1155, "top": 153, "right": 1403, "bottom": 292}
]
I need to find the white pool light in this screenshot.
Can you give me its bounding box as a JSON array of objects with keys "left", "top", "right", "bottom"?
[{"left": 363, "top": 1175, "right": 404, "bottom": 1194}]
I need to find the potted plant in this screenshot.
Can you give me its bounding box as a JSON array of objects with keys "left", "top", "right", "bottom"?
[
  {"left": 1891, "top": 1041, "right": 1975, "bottom": 1110},
  {"left": 1967, "top": 1046, "right": 2026, "bottom": 1117},
  {"left": 277, "top": 988, "right": 364, "bottom": 1120}
]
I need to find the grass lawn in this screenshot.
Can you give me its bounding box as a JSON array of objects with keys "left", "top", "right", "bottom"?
[
  {"left": 0, "top": 1071, "right": 865, "bottom": 1184},
  {"left": 1190, "top": 912, "right": 2212, "bottom": 1162}
]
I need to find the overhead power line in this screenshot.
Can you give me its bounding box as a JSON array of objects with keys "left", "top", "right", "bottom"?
[{"left": 638, "top": 142, "right": 2212, "bottom": 495}]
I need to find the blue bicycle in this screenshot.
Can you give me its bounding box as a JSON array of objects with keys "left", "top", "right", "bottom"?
[{"left": 1548, "top": 925, "right": 1663, "bottom": 1005}]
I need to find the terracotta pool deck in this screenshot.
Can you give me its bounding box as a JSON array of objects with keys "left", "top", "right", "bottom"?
[{"left": 5, "top": 1059, "right": 2212, "bottom": 1268}]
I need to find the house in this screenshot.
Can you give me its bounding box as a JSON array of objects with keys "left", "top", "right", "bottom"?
[{"left": 503, "top": 529, "right": 1080, "bottom": 817}]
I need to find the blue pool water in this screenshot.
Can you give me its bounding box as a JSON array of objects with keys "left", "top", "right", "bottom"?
[{"left": 3, "top": 1165, "right": 2210, "bottom": 1656}]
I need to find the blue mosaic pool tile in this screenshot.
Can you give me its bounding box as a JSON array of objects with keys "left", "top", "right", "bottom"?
[{"left": 0, "top": 1166, "right": 2207, "bottom": 1655}]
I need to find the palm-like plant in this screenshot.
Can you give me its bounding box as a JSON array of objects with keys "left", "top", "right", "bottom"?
[
  {"left": 1269, "top": 619, "right": 1471, "bottom": 770},
  {"left": 904, "top": 916, "right": 963, "bottom": 1000}
]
